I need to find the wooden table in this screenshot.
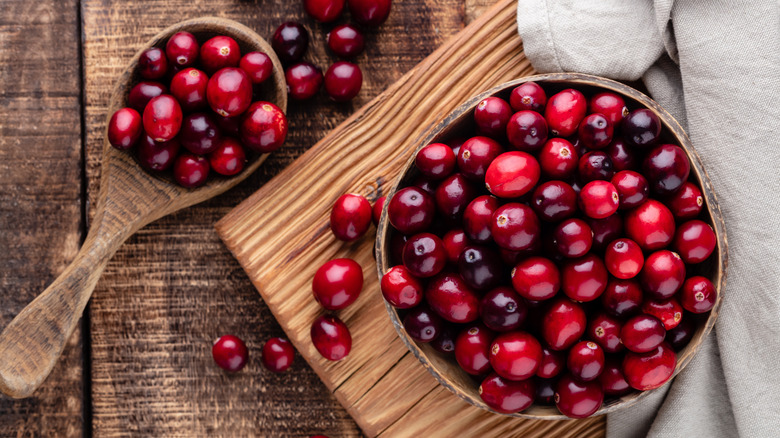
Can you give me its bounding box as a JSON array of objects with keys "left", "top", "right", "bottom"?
[{"left": 0, "top": 1, "right": 603, "bottom": 436}]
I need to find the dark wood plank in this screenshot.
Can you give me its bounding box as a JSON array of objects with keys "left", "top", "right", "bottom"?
[{"left": 0, "top": 0, "right": 84, "bottom": 436}]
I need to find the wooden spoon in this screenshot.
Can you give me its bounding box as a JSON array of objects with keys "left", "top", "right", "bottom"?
[{"left": 0, "top": 17, "right": 287, "bottom": 399}]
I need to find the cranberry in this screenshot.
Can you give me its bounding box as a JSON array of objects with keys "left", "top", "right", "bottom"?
[
  {"left": 680, "top": 276, "right": 716, "bottom": 314},
  {"left": 108, "top": 108, "right": 143, "bottom": 150},
  {"left": 324, "top": 61, "right": 362, "bottom": 102},
  {"left": 509, "top": 82, "right": 547, "bottom": 112},
  {"left": 416, "top": 143, "right": 456, "bottom": 179},
  {"left": 604, "top": 238, "right": 643, "bottom": 279},
  {"left": 491, "top": 203, "right": 541, "bottom": 252},
  {"left": 304, "top": 0, "right": 345, "bottom": 22},
  {"left": 601, "top": 278, "right": 643, "bottom": 318},
  {"left": 553, "top": 218, "right": 593, "bottom": 258},
  {"left": 209, "top": 137, "right": 246, "bottom": 176},
  {"left": 529, "top": 181, "right": 575, "bottom": 222},
  {"left": 285, "top": 62, "right": 324, "bottom": 100},
  {"left": 586, "top": 213, "right": 623, "bottom": 251},
  {"left": 463, "top": 195, "right": 499, "bottom": 243},
  {"left": 403, "top": 233, "right": 446, "bottom": 278},
  {"left": 485, "top": 152, "right": 540, "bottom": 198},
  {"left": 673, "top": 220, "right": 716, "bottom": 264},
  {"left": 457, "top": 136, "right": 503, "bottom": 181},
  {"left": 271, "top": 22, "right": 309, "bottom": 64},
  {"left": 166, "top": 31, "right": 199, "bottom": 67},
  {"left": 442, "top": 229, "right": 468, "bottom": 264},
  {"left": 642, "top": 144, "right": 690, "bottom": 195},
  {"left": 589, "top": 92, "right": 628, "bottom": 126},
  {"left": 561, "top": 253, "right": 608, "bottom": 302},
  {"left": 474, "top": 97, "right": 512, "bottom": 138},
  {"left": 587, "top": 313, "right": 623, "bottom": 353},
  {"left": 261, "top": 337, "right": 295, "bottom": 372},
  {"left": 240, "top": 102, "right": 288, "bottom": 153},
  {"left": 200, "top": 36, "right": 241, "bottom": 73},
  {"left": 431, "top": 324, "right": 458, "bottom": 354},
  {"left": 620, "top": 314, "right": 665, "bottom": 353},
  {"left": 435, "top": 173, "right": 478, "bottom": 219},
  {"left": 667, "top": 181, "right": 704, "bottom": 220},
  {"left": 404, "top": 306, "right": 444, "bottom": 343},
  {"left": 625, "top": 199, "right": 676, "bottom": 251},
  {"left": 426, "top": 273, "right": 480, "bottom": 323},
  {"left": 459, "top": 245, "right": 501, "bottom": 289},
  {"left": 180, "top": 112, "right": 221, "bottom": 154},
  {"left": 554, "top": 374, "right": 603, "bottom": 419},
  {"left": 371, "top": 196, "right": 385, "bottom": 226},
  {"left": 623, "top": 109, "right": 661, "bottom": 148},
  {"left": 412, "top": 175, "right": 438, "bottom": 195},
  {"left": 479, "top": 373, "right": 535, "bottom": 413},
  {"left": 207, "top": 67, "right": 252, "bottom": 117},
  {"left": 214, "top": 113, "right": 241, "bottom": 137},
  {"left": 667, "top": 316, "right": 696, "bottom": 350},
  {"left": 312, "top": 258, "right": 363, "bottom": 310},
  {"left": 599, "top": 359, "right": 631, "bottom": 396},
  {"left": 642, "top": 298, "right": 683, "bottom": 330},
  {"left": 542, "top": 298, "right": 586, "bottom": 351},
  {"left": 537, "top": 347, "right": 565, "bottom": 379},
  {"left": 240, "top": 52, "right": 274, "bottom": 84},
  {"left": 510, "top": 256, "right": 559, "bottom": 301},
  {"left": 381, "top": 265, "right": 423, "bottom": 309},
  {"left": 311, "top": 315, "right": 352, "bottom": 361},
  {"left": 535, "top": 378, "right": 557, "bottom": 404},
  {"left": 212, "top": 335, "right": 248, "bottom": 372},
  {"left": 567, "top": 341, "right": 605, "bottom": 382},
  {"left": 330, "top": 193, "right": 372, "bottom": 241},
  {"left": 169, "top": 68, "right": 209, "bottom": 112},
  {"left": 138, "top": 47, "right": 168, "bottom": 80},
  {"left": 611, "top": 170, "right": 649, "bottom": 209},
  {"left": 480, "top": 287, "right": 527, "bottom": 332},
  {"left": 128, "top": 81, "right": 167, "bottom": 113},
  {"left": 544, "top": 89, "right": 587, "bottom": 137},
  {"left": 579, "top": 180, "right": 619, "bottom": 219},
  {"left": 506, "top": 110, "right": 548, "bottom": 151},
  {"left": 578, "top": 113, "right": 613, "bottom": 149},
  {"left": 606, "top": 138, "right": 638, "bottom": 171},
  {"left": 143, "top": 95, "right": 182, "bottom": 142},
  {"left": 137, "top": 135, "right": 180, "bottom": 171},
  {"left": 640, "top": 250, "right": 685, "bottom": 299},
  {"left": 489, "top": 331, "right": 542, "bottom": 381},
  {"left": 455, "top": 323, "right": 494, "bottom": 374},
  {"left": 388, "top": 187, "right": 435, "bottom": 234},
  {"left": 538, "top": 138, "right": 578, "bottom": 179},
  {"left": 327, "top": 24, "right": 365, "bottom": 58},
  {"left": 578, "top": 151, "right": 614, "bottom": 182},
  {"left": 347, "top": 0, "right": 392, "bottom": 26},
  {"left": 622, "top": 342, "right": 675, "bottom": 390}
]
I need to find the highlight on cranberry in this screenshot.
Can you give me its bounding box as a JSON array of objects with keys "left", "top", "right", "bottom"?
[
  {"left": 212, "top": 334, "right": 249, "bottom": 372},
  {"left": 380, "top": 80, "right": 718, "bottom": 418},
  {"left": 107, "top": 32, "right": 287, "bottom": 188}
]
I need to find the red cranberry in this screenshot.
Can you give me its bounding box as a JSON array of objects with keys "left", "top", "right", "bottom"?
[
  {"left": 347, "top": 0, "right": 392, "bottom": 26},
  {"left": 312, "top": 258, "right": 363, "bottom": 310},
  {"left": 327, "top": 24, "right": 365, "bottom": 57},
  {"left": 214, "top": 113, "right": 241, "bottom": 137},
  {"left": 404, "top": 306, "right": 444, "bottom": 343},
  {"left": 261, "top": 337, "right": 295, "bottom": 372},
  {"left": 578, "top": 151, "right": 614, "bottom": 182},
  {"left": 311, "top": 315, "right": 352, "bottom": 361},
  {"left": 538, "top": 138, "right": 578, "bottom": 179},
  {"left": 485, "top": 151, "right": 540, "bottom": 198},
  {"left": 479, "top": 373, "right": 535, "bottom": 413},
  {"left": 625, "top": 199, "right": 676, "bottom": 251},
  {"left": 200, "top": 36, "right": 241, "bottom": 73},
  {"left": 622, "top": 342, "right": 675, "bottom": 390},
  {"left": 537, "top": 347, "right": 565, "bottom": 379},
  {"left": 587, "top": 313, "right": 623, "bottom": 353},
  {"left": 431, "top": 324, "right": 458, "bottom": 354},
  {"left": 240, "top": 101, "right": 288, "bottom": 153},
  {"left": 240, "top": 52, "right": 273, "bottom": 84},
  {"left": 474, "top": 97, "right": 512, "bottom": 138},
  {"left": 403, "top": 233, "right": 446, "bottom": 278},
  {"left": 170, "top": 68, "right": 209, "bottom": 112},
  {"left": 426, "top": 273, "right": 480, "bottom": 323},
  {"left": 212, "top": 335, "right": 248, "bottom": 372},
  {"left": 137, "top": 135, "right": 180, "bottom": 171},
  {"left": 511, "top": 256, "right": 560, "bottom": 301},
  {"left": 330, "top": 193, "right": 372, "bottom": 241},
  {"left": 623, "top": 109, "right": 661, "bottom": 148},
  {"left": 388, "top": 187, "right": 435, "bottom": 234},
  {"left": 180, "top": 112, "right": 221, "bottom": 154},
  {"left": 480, "top": 287, "right": 527, "bottom": 332},
  {"left": 207, "top": 67, "right": 252, "bottom": 117},
  {"left": 166, "top": 31, "right": 199, "bottom": 67},
  {"left": 381, "top": 265, "right": 423, "bottom": 309},
  {"left": 463, "top": 195, "right": 499, "bottom": 243},
  {"left": 586, "top": 213, "right": 623, "bottom": 251},
  {"left": 542, "top": 298, "right": 586, "bottom": 351},
  {"left": 680, "top": 276, "right": 716, "bottom": 314},
  {"left": 442, "top": 229, "right": 468, "bottom": 264},
  {"left": 285, "top": 62, "right": 324, "bottom": 100},
  {"left": 667, "top": 181, "right": 704, "bottom": 220},
  {"left": 489, "top": 331, "right": 542, "bottom": 381},
  {"left": 304, "top": 0, "right": 345, "bottom": 22},
  {"left": 138, "top": 47, "right": 168, "bottom": 80},
  {"left": 531, "top": 181, "right": 576, "bottom": 222},
  {"left": 324, "top": 61, "right": 362, "bottom": 102},
  {"left": 604, "top": 238, "right": 644, "bottom": 279},
  {"left": 589, "top": 92, "right": 628, "bottom": 126},
  {"left": 128, "top": 81, "right": 167, "bottom": 113},
  {"left": 567, "top": 341, "right": 605, "bottom": 382},
  {"left": 435, "top": 173, "right": 478, "bottom": 219},
  {"left": 578, "top": 113, "right": 613, "bottom": 149},
  {"left": 673, "top": 220, "right": 716, "bottom": 264},
  {"left": 455, "top": 323, "right": 494, "bottom": 374},
  {"left": 491, "top": 203, "right": 541, "bottom": 252},
  {"left": 642, "top": 298, "right": 683, "bottom": 330},
  {"left": 544, "top": 89, "right": 587, "bottom": 137},
  {"left": 606, "top": 138, "right": 638, "bottom": 171},
  {"left": 108, "top": 108, "right": 143, "bottom": 150},
  {"left": 601, "top": 278, "right": 643, "bottom": 318},
  {"left": 579, "top": 180, "right": 619, "bottom": 219},
  {"left": 372, "top": 195, "right": 385, "bottom": 226},
  {"left": 271, "top": 22, "right": 309, "bottom": 64},
  {"left": 457, "top": 136, "right": 504, "bottom": 181},
  {"left": 561, "top": 253, "right": 608, "bottom": 302},
  {"left": 416, "top": 143, "right": 456, "bottom": 179},
  {"left": 143, "top": 95, "right": 182, "bottom": 142},
  {"left": 459, "top": 245, "right": 502, "bottom": 290},
  {"left": 599, "top": 359, "right": 631, "bottom": 396},
  {"left": 506, "top": 110, "right": 548, "bottom": 151},
  {"left": 640, "top": 250, "right": 685, "bottom": 299},
  {"left": 611, "top": 170, "right": 649, "bottom": 209},
  {"left": 208, "top": 137, "right": 246, "bottom": 176},
  {"left": 554, "top": 374, "right": 604, "bottom": 419},
  {"left": 553, "top": 218, "right": 593, "bottom": 258},
  {"left": 642, "top": 144, "right": 691, "bottom": 195},
  {"left": 509, "top": 81, "right": 547, "bottom": 112},
  {"left": 620, "top": 314, "right": 665, "bottom": 353},
  {"left": 667, "top": 316, "right": 696, "bottom": 350}
]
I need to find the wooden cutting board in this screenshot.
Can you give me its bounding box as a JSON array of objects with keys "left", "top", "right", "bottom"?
[{"left": 216, "top": 0, "right": 605, "bottom": 436}]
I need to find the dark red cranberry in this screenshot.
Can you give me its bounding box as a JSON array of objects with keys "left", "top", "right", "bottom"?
[
  {"left": 578, "top": 113, "right": 613, "bottom": 149},
  {"left": 271, "top": 22, "right": 309, "bottom": 64},
  {"left": 567, "top": 341, "right": 605, "bottom": 382},
  {"left": 601, "top": 278, "right": 643, "bottom": 318},
  {"left": 680, "top": 276, "right": 716, "bottom": 314},
  {"left": 169, "top": 68, "right": 209, "bottom": 112},
  {"left": 611, "top": 170, "right": 649, "bottom": 209},
  {"left": 509, "top": 81, "right": 547, "bottom": 112},
  {"left": 431, "top": 323, "right": 458, "bottom": 354},
  {"left": 561, "top": 253, "right": 608, "bottom": 302},
  {"left": 589, "top": 92, "right": 628, "bottom": 126},
  {"left": 180, "top": 112, "right": 221, "bottom": 154},
  {"left": 143, "top": 95, "right": 182, "bottom": 142},
  {"left": 285, "top": 62, "right": 324, "bottom": 100},
  {"left": 587, "top": 313, "right": 623, "bottom": 353},
  {"left": 553, "top": 218, "right": 593, "bottom": 258},
  {"left": 578, "top": 151, "right": 614, "bottom": 182},
  {"left": 620, "top": 314, "right": 665, "bottom": 353},
  {"left": 535, "top": 378, "right": 557, "bottom": 404},
  {"left": 208, "top": 137, "right": 246, "bottom": 176},
  {"left": 435, "top": 173, "right": 478, "bottom": 219},
  {"left": 330, "top": 193, "right": 372, "bottom": 241},
  {"left": 667, "top": 316, "right": 696, "bottom": 350},
  {"left": 530, "top": 181, "right": 575, "bottom": 222},
  {"left": 599, "top": 358, "right": 631, "bottom": 396},
  {"left": 623, "top": 109, "right": 661, "bottom": 148},
  {"left": 511, "top": 256, "right": 559, "bottom": 301},
  {"left": 447, "top": 137, "right": 467, "bottom": 156},
  {"left": 442, "top": 229, "right": 468, "bottom": 264},
  {"left": 485, "top": 151, "right": 541, "bottom": 198},
  {"left": 625, "top": 199, "right": 676, "bottom": 251},
  {"left": 108, "top": 108, "right": 143, "bottom": 150},
  {"left": 579, "top": 180, "right": 619, "bottom": 219},
  {"left": 479, "top": 373, "right": 535, "bottom": 413},
  {"left": 207, "top": 67, "right": 252, "bottom": 117},
  {"left": 506, "top": 110, "right": 548, "bottom": 151},
  {"left": 640, "top": 250, "right": 685, "bottom": 299},
  {"left": 240, "top": 52, "right": 273, "bottom": 84},
  {"left": 304, "top": 0, "right": 345, "bottom": 22},
  {"left": 138, "top": 47, "right": 168, "bottom": 80},
  {"left": 403, "top": 233, "right": 446, "bottom": 278},
  {"left": 200, "top": 36, "right": 241, "bottom": 73},
  {"left": 463, "top": 195, "right": 499, "bottom": 243},
  {"left": 606, "top": 138, "right": 638, "bottom": 171},
  {"left": 404, "top": 306, "right": 444, "bottom": 343},
  {"left": 572, "top": 137, "right": 588, "bottom": 158},
  {"left": 554, "top": 374, "right": 604, "bottom": 419},
  {"left": 412, "top": 175, "right": 437, "bottom": 195},
  {"left": 312, "top": 258, "right": 363, "bottom": 310},
  {"left": 586, "top": 213, "right": 623, "bottom": 252},
  {"left": 416, "top": 143, "right": 456, "bottom": 179},
  {"left": 380, "top": 265, "right": 423, "bottom": 309},
  {"left": 455, "top": 323, "right": 494, "bottom": 374},
  {"left": 538, "top": 138, "right": 578, "bottom": 179},
  {"left": 137, "top": 135, "right": 180, "bottom": 171},
  {"left": 673, "top": 220, "right": 716, "bottom": 264},
  {"left": 388, "top": 186, "right": 435, "bottom": 234},
  {"left": 480, "top": 287, "right": 527, "bottom": 332},
  {"left": 537, "top": 347, "right": 565, "bottom": 379},
  {"left": 642, "top": 144, "right": 691, "bottom": 195},
  {"left": 458, "top": 245, "right": 502, "bottom": 291},
  {"left": 622, "top": 342, "right": 675, "bottom": 390},
  {"left": 128, "top": 81, "right": 167, "bottom": 113},
  {"left": 491, "top": 203, "right": 541, "bottom": 252},
  {"left": 324, "top": 61, "right": 362, "bottom": 102},
  {"left": 489, "top": 331, "right": 542, "bottom": 381},
  {"left": 372, "top": 196, "right": 385, "bottom": 226},
  {"left": 240, "top": 101, "right": 288, "bottom": 153},
  {"left": 212, "top": 335, "right": 248, "bottom": 372},
  {"left": 474, "top": 97, "right": 512, "bottom": 138},
  {"left": 166, "top": 31, "right": 199, "bottom": 67},
  {"left": 311, "top": 315, "right": 352, "bottom": 361},
  {"left": 347, "top": 0, "right": 392, "bottom": 26},
  {"left": 544, "top": 89, "right": 587, "bottom": 137},
  {"left": 327, "top": 24, "right": 365, "bottom": 57},
  {"left": 457, "top": 136, "right": 504, "bottom": 181},
  {"left": 667, "top": 181, "right": 704, "bottom": 220},
  {"left": 642, "top": 298, "right": 683, "bottom": 330},
  {"left": 542, "top": 298, "right": 586, "bottom": 351},
  {"left": 261, "top": 337, "right": 295, "bottom": 372},
  {"left": 426, "top": 273, "right": 480, "bottom": 323},
  {"left": 604, "top": 238, "right": 644, "bottom": 279},
  {"left": 214, "top": 113, "right": 241, "bottom": 137},
  {"left": 501, "top": 241, "right": 541, "bottom": 265}
]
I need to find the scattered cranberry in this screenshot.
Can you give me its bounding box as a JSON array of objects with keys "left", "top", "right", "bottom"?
[
  {"left": 624, "top": 199, "right": 675, "bottom": 251},
  {"left": 642, "top": 298, "right": 683, "bottom": 330},
  {"left": 330, "top": 193, "right": 372, "bottom": 241},
  {"left": 426, "top": 273, "right": 480, "bottom": 323},
  {"left": 673, "top": 220, "right": 716, "bottom": 264},
  {"left": 347, "top": 0, "right": 392, "bottom": 26},
  {"left": 667, "top": 181, "right": 704, "bottom": 220},
  {"left": 506, "top": 110, "right": 548, "bottom": 151},
  {"left": 490, "top": 331, "right": 542, "bottom": 381},
  {"left": 261, "top": 337, "right": 295, "bottom": 372},
  {"left": 212, "top": 335, "right": 248, "bottom": 372},
  {"left": 480, "top": 287, "right": 527, "bottom": 332},
  {"left": 311, "top": 315, "right": 352, "bottom": 361},
  {"left": 180, "top": 112, "right": 221, "bottom": 155},
  {"left": 304, "top": 0, "right": 345, "bottom": 22},
  {"left": 623, "top": 109, "right": 661, "bottom": 148},
  {"left": 640, "top": 250, "right": 686, "bottom": 300},
  {"left": 457, "top": 136, "right": 504, "bottom": 181},
  {"left": 128, "top": 81, "right": 167, "bottom": 113},
  {"left": 240, "top": 52, "right": 274, "bottom": 84},
  {"left": 463, "top": 195, "right": 500, "bottom": 243},
  {"left": 491, "top": 203, "right": 541, "bottom": 252},
  {"left": 207, "top": 67, "right": 252, "bottom": 117},
  {"left": 680, "top": 276, "right": 716, "bottom": 314},
  {"left": 587, "top": 313, "right": 623, "bottom": 353},
  {"left": 579, "top": 180, "right": 619, "bottom": 219},
  {"left": 622, "top": 342, "right": 675, "bottom": 390},
  {"left": 510, "top": 81, "right": 546, "bottom": 112},
  {"left": 604, "top": 238, "right": 643, "bottom": 279},
  {"left": 166, "top": 31, "right": 199, "bottom": 67},
  {"left": 403, "top": 233, "right": 446, "bottom": 278},
  {"left": 479, "top": 373, "right": 535, "bottom": 413},
  {"left": 642, "top": 144, "right": 690, "bottom": 195},
  {"left": 536, "top": 347, "right": 565, "bottom": 379},
  {"left": 611, "top": 170, "right": 649, "bottom": 209},
  {"left": 416, "top": 143, "right": 456, "bottom": 180},
  {"left": 240, "top": 101, "right": 288, "bottom": 153},
  {"left": 137, "top": 135, "right": 180, "bottom": 171},
  {"left": 620, "top": 314, "right": 665, "bottom": 353},
  {"left": 458, "top": 245, "right": 502, "bottom": 290},
  {"left": 209, "top": 138, "right": 246, "bottom": 176},
  {"left": 404, "top": 306, "right": 443, "bottom": 343},
  {"left": 286, "top": 62, "right": 324, "bottom": 100},
  {"left": 544, "top": 89, "right": 587, "bottom": 137},
  {"left": 324, "top": 61, "right": 362, "bottom": 102},
  {"left": 599, "top": 358, "right": 631, "bottom": 396},
  {"left": 554, "top": 374, "right": 604, "bottom": 419},
  {"left": 169, "top": 68, "right": 209, "bottom": 112},
  {"left": 200, "top": 36, "right": 241, "bottom": 73},
  {"left": 538, "top": 138, "right": 578, "bottom": 179},
  {"left": 387, "top": 187, "right": 435, "bottom": 234},
  {"left": 588, "top": 92, "right": 628, "bottom": 126},
  {"left": 455, "top": 323, "right": 494, "bottom": 374},
  {"left": 601, "top": 278, "right": 643, "bottom": 318},
  {"left": 435, "top": 173, "right": 478, "bottom": 219},
  {"left": 578, "top": 113, "right": 613, "bottom": 149},
  {"left": 108, "top": 108, "right": 143, "bottom": 150},
  {"left": 511, "top": 256, "right": 560, "bottom": 301},
  {"left": 138, "top": 47, "right": 168, "bottom": 80},
  {"left": 485, "top": 151, "right": 540, "bottom": 198},
  {"left": 442, "top": 229, "right": 468, "bottom": 264},
  {"left": 143, "top": 95, "right": 182, "bottom": 142},
  {"left": 381, "top": 265, "right": 423, "bottom": 309},
  {"left": 553, "top": 218, "right": 593, "bottom": 258},
  {"left": 327, "top": 24, "right": 365, "bottom": 58},
  {"left": 312, "top": 258, "right": 363, "bottom": 310},
  {"left": 474, "top": 97, "right": 512, "bottom": 138},
  {"left": 561, "top": 253, "right": 608, "bottom": 302},
  {"left": 271, "top": 22, "right": 309, "bottom": 64},
  {"left": 542, "top": 298, "right": 586, "bottom": 351},
  {"left": 567, "top": 341, "right": 605, "bottom": 382},
  {"left": 578, "top": 151, "right": 614, "bottom": 182}
]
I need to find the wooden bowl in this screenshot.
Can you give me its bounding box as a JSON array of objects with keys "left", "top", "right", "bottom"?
[{"left": 374, "top": 73, "right": 728, "bottom": 419}]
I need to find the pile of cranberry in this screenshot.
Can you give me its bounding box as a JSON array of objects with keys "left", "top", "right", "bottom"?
[
  {"left": 107, "top": 31, "right": 288, "bottom": 188},
  {"left": 379, "top": 81, "right": 718, "bottom": 418}
]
